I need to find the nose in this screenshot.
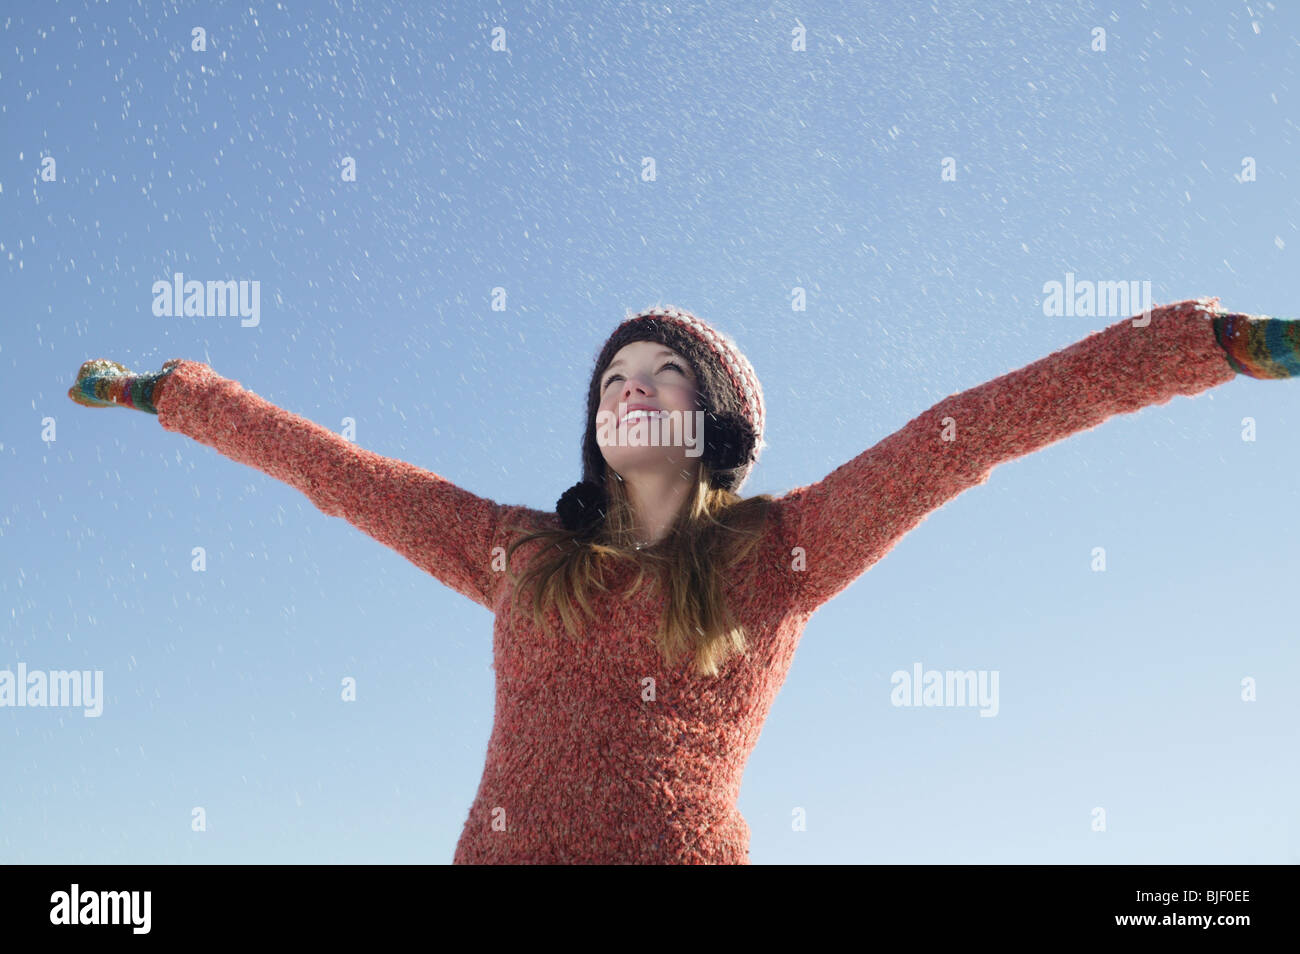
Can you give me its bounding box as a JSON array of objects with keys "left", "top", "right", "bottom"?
[{"left": 619, "top": 375, "right": 654, "bottom": 401}]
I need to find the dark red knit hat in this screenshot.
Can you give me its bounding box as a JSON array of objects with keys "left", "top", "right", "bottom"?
[{"left": 556, "top": 305, "right": 767, "bottom": 535}]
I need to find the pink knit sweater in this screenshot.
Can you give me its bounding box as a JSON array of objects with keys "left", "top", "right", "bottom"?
[{"left": 153, "top": 298, "right": 1237, "bottom": 864}]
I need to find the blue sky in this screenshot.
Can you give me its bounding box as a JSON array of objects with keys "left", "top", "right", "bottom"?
[{"left": 2, "top": 0, "right": 1297, "bottom": 863}]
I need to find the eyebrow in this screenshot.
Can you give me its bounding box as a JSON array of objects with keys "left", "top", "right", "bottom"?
[{"left": 605, "top": 349, "right": 685, "bottom": 372}]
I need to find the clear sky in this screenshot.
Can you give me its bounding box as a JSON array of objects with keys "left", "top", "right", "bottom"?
[{"left": 2, "top": 0, "right": 1297, "bottom": 864}]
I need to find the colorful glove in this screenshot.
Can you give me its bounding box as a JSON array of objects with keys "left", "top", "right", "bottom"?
[
  {"left": 1212, "top": 312, "right": 1300, "bottom": 379},
  {"left": 67, "top": 358, "right": 181, "bottom": 415}
]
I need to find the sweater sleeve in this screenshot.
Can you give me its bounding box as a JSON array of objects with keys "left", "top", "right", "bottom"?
[
  {"left": 771, "top": 297, "right": 1240, "bottom": 616},
  {"left": 153, "top": 360, "right": 543, "bottom": 611}
]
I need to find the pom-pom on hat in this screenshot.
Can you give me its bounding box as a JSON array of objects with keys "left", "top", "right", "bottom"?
[{"left": 556, "top": 305, "right": 767, "bottom": 535}]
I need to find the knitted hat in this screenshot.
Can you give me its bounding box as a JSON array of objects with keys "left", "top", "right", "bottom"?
[{"left": 556, "top": 305, "right": 767, "bottom": 535}]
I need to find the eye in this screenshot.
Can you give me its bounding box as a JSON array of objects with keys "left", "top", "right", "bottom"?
[{"left": 602, "top": 361, "right": 689, "bottom": 390}]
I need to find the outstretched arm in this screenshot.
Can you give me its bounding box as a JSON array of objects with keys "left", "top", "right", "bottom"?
[
  {"left": 771, "top": 297, "right": 1271, "bottom": 616},
  {"left": 73, "top": 358, "right": 546, "bottom": 611}
]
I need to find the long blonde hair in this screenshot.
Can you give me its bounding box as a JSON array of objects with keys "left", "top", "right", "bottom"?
[{"left": 503, "top": 465, "right": 775, "bottom": 677}]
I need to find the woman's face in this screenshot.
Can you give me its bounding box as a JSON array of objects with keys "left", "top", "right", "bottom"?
[{"left": 595, "top": 340, "right": 705, "bottom": 476}]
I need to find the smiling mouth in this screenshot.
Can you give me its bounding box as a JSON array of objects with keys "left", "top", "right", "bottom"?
[{"left": 620, "top": 409, "right": 669, "bottom": 424}]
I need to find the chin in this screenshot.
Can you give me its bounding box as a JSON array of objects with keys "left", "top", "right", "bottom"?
[{"left": 601, "top": 449, "right": 691, "bottom": 475}]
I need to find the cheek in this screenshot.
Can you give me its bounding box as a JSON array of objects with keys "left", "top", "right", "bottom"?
[
  {"left": 667, "top": 385, "right": 700, "bottom": 412},
  {"left": 593, "top": 393, "right": 621, "bottom": 443}
]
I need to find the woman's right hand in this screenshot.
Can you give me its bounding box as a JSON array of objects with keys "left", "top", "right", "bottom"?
[{"left": 68, "top": 358, "right": 181, "bottom": 415}]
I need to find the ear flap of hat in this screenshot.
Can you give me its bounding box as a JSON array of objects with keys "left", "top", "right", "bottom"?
[
  {"left": 700, "top": 410, "right": 757, "bottom": 479},
  {"left": 556, "top": 479, "right": 609, "bottom": 536}
]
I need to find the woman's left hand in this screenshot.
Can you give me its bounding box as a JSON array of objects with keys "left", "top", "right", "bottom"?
[{"left": 1213, "top": 312, "right": 1300, "bottom": 378}]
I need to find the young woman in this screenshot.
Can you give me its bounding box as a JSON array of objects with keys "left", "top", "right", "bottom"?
[{"left": 68, "top": 298, "right": 1297, "bottom": 864}]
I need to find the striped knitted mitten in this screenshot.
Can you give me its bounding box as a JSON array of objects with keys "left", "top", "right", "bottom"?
[
  {"left": 1212, "top": 312, "right": 1300, "bottom": 379},
  {"left": 67, "top": 359, "right": 180, "bottom": 415}
]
